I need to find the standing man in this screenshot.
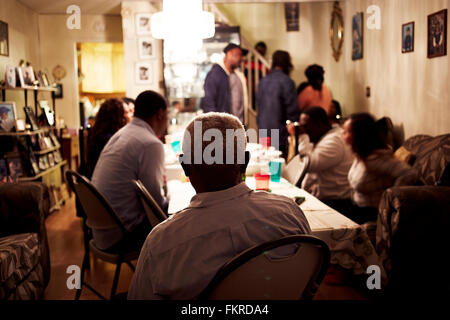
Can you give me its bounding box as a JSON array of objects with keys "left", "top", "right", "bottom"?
[
  {"left": 257, "top": 50, "right": 299, "bottom": 158},
  {"left": 201, "top": 43, "right": 249, "bottom": 124}
]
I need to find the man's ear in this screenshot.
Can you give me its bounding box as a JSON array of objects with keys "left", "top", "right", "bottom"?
[
  {"left": 239, "top": 151, "right": 251, "bottom": 173},
  {"left": 179, "top": 153, "right": 191, "bottom": 177}
]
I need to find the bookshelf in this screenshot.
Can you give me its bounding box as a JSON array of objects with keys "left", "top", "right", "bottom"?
[{"left": 1, "top": 86, "right": 57, "bottom": 118}]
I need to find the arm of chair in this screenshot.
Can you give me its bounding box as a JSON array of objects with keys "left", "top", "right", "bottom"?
[{"left": 376, "top": 185, "right": 450, "bottom": 277}]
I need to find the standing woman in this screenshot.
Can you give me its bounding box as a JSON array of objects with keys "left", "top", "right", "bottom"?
[
  {"left": 342, "top": 113, "right": 418, "bottom": 224},
  {"left": 298, "top": 64, "right": 333, "bottom": 113},
  {"left": 86, "top": 98, "right": 127, "bottom": 178}
]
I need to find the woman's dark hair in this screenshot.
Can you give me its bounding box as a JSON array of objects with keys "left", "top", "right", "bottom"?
[
  {"left": 305, "top": 64, "right": 324, "bottom": 91},
  {"left": 122, "top": 97, "right": 135, "bottom": 105},
  {"left": 271, "top": 50, "right": 293, "bottom": 75},
  {"left": 92, "top": 98, "right": 126, "bottom": 138},
  {"left": 348, "top": 112, "right": 386, "bottom": 159},
  {"left": 297, "top": 81, "right": 309, "bottom": 95},
  {"left": 331, "top": 100, "right": 342, "bottom": 118}
]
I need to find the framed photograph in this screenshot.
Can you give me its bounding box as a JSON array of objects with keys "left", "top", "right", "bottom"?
[
  {"left": 15, "top": 119, "right": 25, "bottom": 131},
  {"left": 29, "top": 153, "right": 39, "bottom": 176},
  {"left": 135, "top": 61, "right": 153, "bottom": 84},
  {"left": 138, "top": 37, "right": 155, "bottom": 59},
  {"left": 5, "top": 155, "right": 24, "bottom": 180},
  {"left": 54, "top": 83, "right": 63, "bottom": 99},
  {"left": 24, "top": 106, "right": 40, "bottom": 131},
  {"left": 352, "top": 12, "right": 364, "bottom": 60},
  {"left": 37, "top": 70, "right": 50, "bottom": 87},
  {"left": 5, "top": 65, "right": 15, "bottom": 88},
  {"left": 0, "top": 101, "right": 17, "bottom": 132},
  {"left": 44, "top": 136, "right": 54, "bottom": 148},
  {"left": 428, "top": 9, "right": 447, "bottom": 58},
  {"left": 38, "top": 155, "right": 49, "bottom": 171},
  {"left": 53, "top": 150, "right": 61, "bottom": 164},
  {"left": 22, "top": 66, "right": 35, "bottom": 86},
  {"left": 15, "top": 67, "right": 26, "bottom": 87},
  {"left": 48, "top": 152, "right": 55, "bottom": 167},
  {"left": 49, "top": 132, "right": 60, "bottom": 148},
  {"left": 0, "top": 20, "right": 8, "bottom": 57},
  {"left": 0, "top": 159, "right": 9, "bottom": 183},
  {"left": 39, "top": 100, "right": 55, "bottom": 126},
  {"left": 136, "top": 13, "right": 152, "bottom": 35},
  {"left": 284, "top": 3, "right": 300, "bottom": 32},
  {"left": 402, "top": 21, "right": 414, "bottom": 53}
]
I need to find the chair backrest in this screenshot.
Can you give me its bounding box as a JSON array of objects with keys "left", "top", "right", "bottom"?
[
  {"left": 132, "top": 179, "right": 168, "bottom": 228},
  {"left": 65, "top": 170, "right": 126, "bottom": 233},
  {"left": 199, "top": 234, "right": 330, "bottom": 300},
  {"left": 282, "top": 154, "right": 310, "bottom": 187}
]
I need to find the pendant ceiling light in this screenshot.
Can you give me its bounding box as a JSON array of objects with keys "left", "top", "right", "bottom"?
[{"left": 151, "top": 0, "right": 215, "bottom": 53}]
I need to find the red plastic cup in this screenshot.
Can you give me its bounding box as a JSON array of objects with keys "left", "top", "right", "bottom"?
[
  {"left": 254, "top": 172, "right": 270, "bottom": 191},
  {"left": 259, "top": 136, "right": 271, "bottom": 149}
]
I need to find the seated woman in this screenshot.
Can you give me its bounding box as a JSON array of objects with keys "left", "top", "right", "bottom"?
[
  {"left": 342, "top": 113, "right": 418, "bottom": 224},
  {"left": 86, "top": 98, "right": 127, "bottom": 178}
]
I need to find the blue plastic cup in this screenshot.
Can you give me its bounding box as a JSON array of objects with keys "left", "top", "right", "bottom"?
[
  {"left": 171, "top": 140, "right": 181, "bottom": 153},
  {"left": 269, "top": 160, "right": 282, "bottom": 182}
]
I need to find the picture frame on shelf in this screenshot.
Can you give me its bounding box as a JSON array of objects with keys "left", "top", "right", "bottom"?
[
  {"left": 0, "top": 20, "right": 8, "bottom": 57},
  {"left": 54, "top": 83, "right": 63, "bottom": 99},
  {"left": 22, "top": 66, "right": 35, "bottom": 86},
  {"left": 53, "top": 150, "right": 61, "bottom": 164},
  {"left": 23, "top": 106, "right": 40, "bottom": 131},
  {"left": 5, "top": 65, "right": 15, "bottom": 88},
  {"left": 352, "top": 12, "right": 363, "bottom": 60},
  {"left": 0, "top": 159, "right": 9, "bottom": 183},
  {"left": 138, "top": 37, "right": 155, "bottom": 59},
  {"left": 38, "top": 155, "right": 49, "bottom": 171},
  {"left": 136, "top": 13, "right": 152, "bottom": 35},
  {"left": 15, "top": 119, "right": 25, "bottom": 131},
  {"left": 16, "top": 67, "right": 25, "bottom": 87},
  {"left": 5, "top": 153, "right": 24, "bottom": 180},
  {"left": 29, "top": 134, "right": 40, "bottom": 151},
  {"left": 28, "top": 152, "right": 40, "bottom": 176},
  {"left": 38, "top": 134, "right": 47, "bottom": 150},
  {"left": 37, "top": 70, "right": 50, "bottom": 87},
  {"left": 402, "top": 21, "right": 414, "bottom": 53},
  {"left": 49, "top": 132, "right": 60, "bottom": 148},
  {"left": 427, "top": 9, "right": 447, "bottom": 58},
  {"left": 48, "top": 152, "right": 55, "bottom": 167},
  {"left": 0, "top": 101, "right": 17, "bottom": 132},
  {"left": 39, "top": 100, "right": 55, "bottom": 126}
]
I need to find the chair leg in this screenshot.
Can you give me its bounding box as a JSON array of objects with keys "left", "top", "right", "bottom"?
[
  {"left": 82, "top": 220, "right": 90, "bottom": 270},
  {"left": 75, "top": 260, "right": 86, "bottom": 300},
  {"left": 126, "top": 261, "right": 135, "bottom": 272},
  {"left": 110, "top": 262, "right": 122, "bottom": 300}
]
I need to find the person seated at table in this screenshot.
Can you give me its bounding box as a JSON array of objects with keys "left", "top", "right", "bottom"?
[
  {"left": 86, "top": 98, "right": 127, "bottom": 178},
  {"left": 343, "top": 113, "right": 418, "bottom": 224},
  {"left": 91, "top": 90, "right": 168, "bottom": 252},
  {"left": 128, "top": 112, "right": 311, "bottom": 300},
  {"left": 297, "top": 107, "right": 354, "bottom": 217}
]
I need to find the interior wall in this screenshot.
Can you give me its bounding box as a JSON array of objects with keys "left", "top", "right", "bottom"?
[
  {"left": 218, "top": 0, "right": 450, "bottom": 138},
  {"left": 0, "top": 0, "right": 40, "bottom": 119},
  {"left": 121, "top": 1, "right": 164, "bottom": 100},
  {"left": 38, "top": 14, "right": 123, "bottom": 129},
  {"left": 341, "top": 0, "right": 450, "bottom": 138}
]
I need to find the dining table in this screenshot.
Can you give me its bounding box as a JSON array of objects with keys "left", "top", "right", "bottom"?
[{"left": 166, "top": 176, "right": 387, "bottom": 285}]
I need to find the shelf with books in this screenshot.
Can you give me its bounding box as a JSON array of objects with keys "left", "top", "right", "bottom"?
[{"left": 18, "top": 160, "right": 67, "bottom": 182}]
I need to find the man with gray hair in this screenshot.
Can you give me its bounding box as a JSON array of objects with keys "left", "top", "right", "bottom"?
[{"left": 128, "top": 112, "right": 311, "bottom": 300}]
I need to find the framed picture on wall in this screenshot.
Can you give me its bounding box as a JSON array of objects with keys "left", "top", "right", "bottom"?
[
  {"left": 0, "top": 20, "right": 8, "bottom": 57},
  {"left": 135, "top": 61, "right": 153, "bottom": 85},
  {"left": 352, "top": 12, "right": 363, "bottom": 60},
  {"left": 402, "top": 21, "right": 414, "bottom": 53},
  {"left": 427, "top": 9, "right": 447, "bottom": 58},
  {"left": 138, "top": 37, "right": 155, "bottom": 59},
  {"left": 136, "top": 13, "right": 152, "bottom": 35},
  {"left": 0, "top": 101, "right": 17, "bottom": 132}
]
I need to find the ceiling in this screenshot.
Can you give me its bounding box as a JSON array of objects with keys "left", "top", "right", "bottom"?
[{"left": 18, "top": 0, "right": 334, "bottom": 15}]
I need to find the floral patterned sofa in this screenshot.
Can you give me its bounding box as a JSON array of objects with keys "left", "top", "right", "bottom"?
[
  {"left": 0, "top": 182, "right": 51, "bottom": 299},
  {"left": 376, "top": 133, "right": 450, "bottom": 297}
]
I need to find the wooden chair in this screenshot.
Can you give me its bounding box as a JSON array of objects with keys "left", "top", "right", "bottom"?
[{"left": 65, "top": 170, "right": 138, "bottom": 300}]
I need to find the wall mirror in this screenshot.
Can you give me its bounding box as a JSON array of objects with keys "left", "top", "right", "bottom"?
[{"left": 330, "top": 1, "right": 344, "bottom": 62}]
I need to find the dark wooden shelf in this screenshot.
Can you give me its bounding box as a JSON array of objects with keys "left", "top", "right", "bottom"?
[
  {"left": 0, "top": 128, "right": 48, "bottom": 136},
  {"left": 18, "top": 160, "right": 67, "bottom": 182},
  {"left": 33, "top": 146, "right": 60, "bottom": 155},
  {"left": 0, "top": 86, "right": 57, "bottom": 92}
]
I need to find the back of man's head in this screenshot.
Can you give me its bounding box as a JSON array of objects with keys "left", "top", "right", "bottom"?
[
  {"left": 302, "top": 106, "right": 330, "bottom": 126},
  {"left": 271, "top": 50, "right": 293, "bottom": 75},
  {"left": 134, "top": 90, "right": 166, "bottom": 120},
  {"left": 181, "top": 113, "right": 248, "bottom": 192}
]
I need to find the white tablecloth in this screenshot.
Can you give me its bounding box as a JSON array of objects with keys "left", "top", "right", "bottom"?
[{"left": 167, "top": 177, "right": 387, "bottom": 284}]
